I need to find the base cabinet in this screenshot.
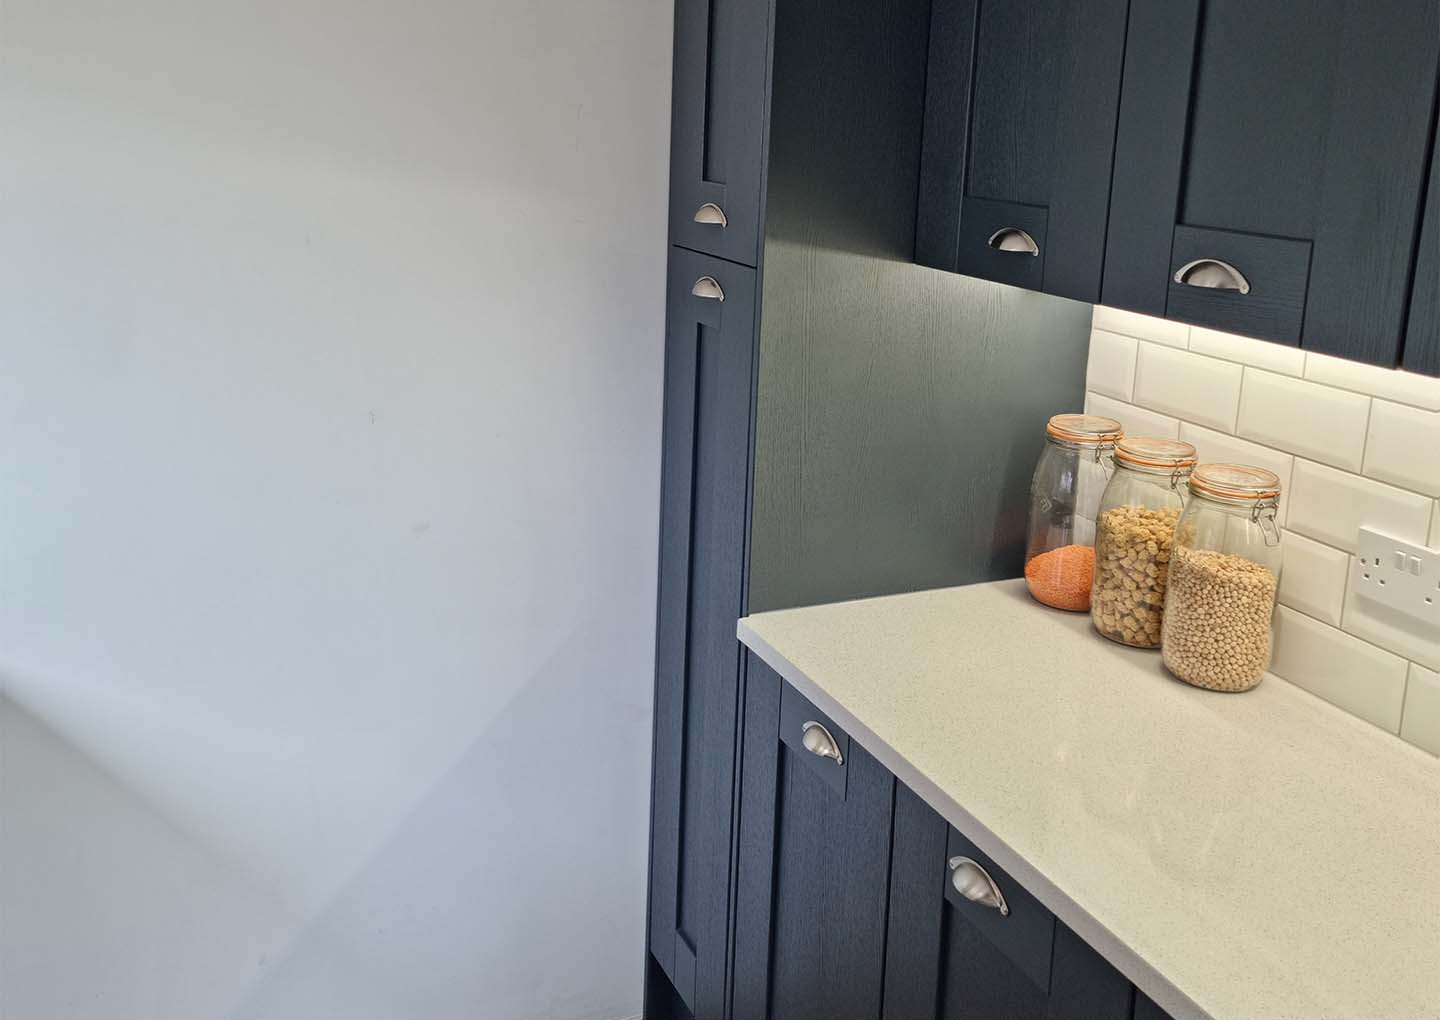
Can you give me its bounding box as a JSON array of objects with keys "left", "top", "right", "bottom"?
[
  {"left": 727, "top": 674, "right": 1176, "bottom": 1020},
  {"left": 733, "top": 658, "right": 894, "bottom": 1020},
  {"left": 886, "top": 785, "right": 1134, "bottom": 1020}
]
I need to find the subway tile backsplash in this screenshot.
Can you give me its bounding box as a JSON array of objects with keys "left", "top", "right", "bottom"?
[
  {"left": 1237, "top": 370, "right": 1370, "bottom": 471},
  {"left": 1084, "top": 307, "right": 1440, "bottom": 757}
]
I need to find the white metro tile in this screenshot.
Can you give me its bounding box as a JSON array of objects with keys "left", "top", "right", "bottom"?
[
  {"left": 1091, "top": 306, "right": 1189, "bottom": 348},
  {"left": 1178, "top": 423, "right": 1294, "bottom": 525},
  {"left": 1400, "top": 664, "right": 1440, "bottom": 757},
  {"left": 1303, "top": 351, "right": 1440, "bottom": 412},
  {"left": 1342, "top": 565, "right": 1440, "bottom": 674},
  {"left": 1363, "top": 401, "right": 1440, "bottom": 497},
  {"left": 1133, "top": 344, "right": 1243, "bottom": 432},
  {"left": 1188, "top": 327, "right": 1305, "bottom": 376},
  {"left": 1083, "top": 392, "right": 1180, "bottom": 440},
  {"left": 1085, "top": 329, "right": 1139, "bottom": 401},
  {"left": 1277, "top": 532, "right": 1349, "bottom": 626},
  {"left": 1236, "top": 370, "right": 1370, "bottom": 471},
  {"left": 1287, "top": 460, "right": 1432, "bottom": 552},
  {"left": 1271, "top": 607, "right": 1408, "bottom": 732}
]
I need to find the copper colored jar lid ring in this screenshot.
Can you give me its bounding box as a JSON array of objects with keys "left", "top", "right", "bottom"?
[
  {"left": 1188, "top": 463, "right": 1282, "bottom": 501},
  {"left": 1114, "top": 437, "right": 1198, "bottom": 469},
  {"left": 1046, "top": 414, "right": 1123, "bottom": 444}
]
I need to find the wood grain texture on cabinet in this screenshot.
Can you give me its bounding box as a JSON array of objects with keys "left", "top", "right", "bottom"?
[
  {"left": 882, "top": 783, "right": 948, "bottom": 1020},
  {"left": 919, "top": 0, "right": 1129, "bottom": 303},
  {"left": 648, "top": 248, "right": 758, "bottom": 1018},
  {"left": 733, "top": 661, "right": 895, "bottom": 1020},
  {"left": 668, "top": 0, "right": 773, "bottom": 266},
  {"left": 1104, "top": 0, "right": 1440, "bottom": 366},
  {"left": 885, "top": 792, "right": 1135, "bottom": 1020}
]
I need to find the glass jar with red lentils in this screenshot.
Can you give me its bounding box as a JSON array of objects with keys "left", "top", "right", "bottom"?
[{"left": 1024, "top": 414, "right": 1122, "bottom": 611}]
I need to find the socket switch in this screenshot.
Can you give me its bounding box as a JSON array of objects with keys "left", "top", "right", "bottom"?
[{"left": 1351, "top": 527, "right": 1440, "bottom": 627}]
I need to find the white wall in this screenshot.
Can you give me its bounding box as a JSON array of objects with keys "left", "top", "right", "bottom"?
[{"left": 0, "top": 3, "right": 670, "bottom": 1018}]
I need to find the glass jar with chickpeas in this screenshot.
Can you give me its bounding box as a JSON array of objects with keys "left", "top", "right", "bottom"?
[
  {"left": 1160, "top": 464, "right": 1284, "bottom": 692},
  {"left": 1090, "top": 437, "right": 1197, "bottom": 647}
]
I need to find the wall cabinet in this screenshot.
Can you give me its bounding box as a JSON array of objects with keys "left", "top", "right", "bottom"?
[
  {"left": 916, "top": 0, "right": 1130, "bottom": 302},
  {"left": 1103, "top": 0, "right": 1440, "bottom": 364},
  {"left": 648, "top": 248, "right": 758, "bottom": 1018},
  {"left": 668, "top": 0, "right": 771, "bottom": 267}
]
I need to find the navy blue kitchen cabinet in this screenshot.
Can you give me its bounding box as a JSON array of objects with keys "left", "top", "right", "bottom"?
[
  {"left": 916, "top": 0, "right": 1131, "bottom": 302},
  {"left": 731, "top": 661, "right": 896, "bottom": 1020},
  {"left": 884, "top": 783, "right": 1140, "bottom": 1020},
  {"left": 646, "top": 248, "right": 758, "bottom": 1020},
  {"left": 668, "top": 0, "right": 771, "bottom": 267},
  {"left": 1103, "top": 0, "right": 1440, "bottom": 366},
  {"left": 728, "top": 675, "right": 1176, "bottom": 1020}
]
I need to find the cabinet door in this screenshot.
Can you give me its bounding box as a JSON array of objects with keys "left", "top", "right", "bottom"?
[
  {"left": 1404, "top": 106, "right": 1440, "bottom": 377},
  {"left": 884, "top": 784, "right": 1133, "bottom": 1020},
  {"left": 648, "top": 247, "right": 758, "bottom": 1018},
  {"left": 1104, "top": 0, "right": 1440, "bottom": 364},
  {"left": 733, "top": 660, "right": 895, "bottom": 1020},
  {"left": 669, "top": 0, "right": 772, "bottom": 266},
  {"left": 916, "top": 0, "right": 1130, "bottom": 302},
  {"left": 1133, "top": 994, "right": 1176, "bottom": 1020}
]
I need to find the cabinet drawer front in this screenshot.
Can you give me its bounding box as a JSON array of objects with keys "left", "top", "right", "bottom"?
[
  {"left": 669, "top": 0, "right": 771, "bottom": 266},
  {"left": 778, "top": 683, "right": 849, "bottom": 799},
  {"left": 1166, "top": 225, "right": 1311, "bottom": 344},
  {"left": 944, "top": 827, "right": 1055, "bottom": 992},
  {"left": 953, "top": 198, "right": 1049, "bottom": 292}
]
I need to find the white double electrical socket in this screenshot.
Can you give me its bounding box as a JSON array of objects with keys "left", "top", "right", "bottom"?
[{"left": 1352, "top": 527, "right": 1440, "bottom": 626}]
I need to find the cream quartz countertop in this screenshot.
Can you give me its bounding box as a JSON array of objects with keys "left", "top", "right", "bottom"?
[{"left": 737, "top": 579, "right": 1440, "bottom": 1020}]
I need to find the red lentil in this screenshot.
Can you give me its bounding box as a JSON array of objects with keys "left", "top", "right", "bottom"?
[{"left": 1025, "top": 544, "right": 1095, "bottom": 611}]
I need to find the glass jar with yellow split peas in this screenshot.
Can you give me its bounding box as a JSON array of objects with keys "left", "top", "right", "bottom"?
[
  {"left": 1024, "top": 414, "right": 1122, "bottom": 611},
  {"left": 1090, "top": 437, "right": 1197, "bottom": 647}
]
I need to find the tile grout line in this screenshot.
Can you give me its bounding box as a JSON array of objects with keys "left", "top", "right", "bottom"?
[
  {"left": 1358, "top": 394, "right": 1376, "bottom": 479},
  {"left": 1232, "top": 364, "right": 1249, "bottom": 435},
  {"left": 1398, "top": 664, "right": 1413, "bottom": 743}
]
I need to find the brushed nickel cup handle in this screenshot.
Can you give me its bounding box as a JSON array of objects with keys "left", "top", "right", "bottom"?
[
  {"left": 949, "top": 856, "right": 1010, "bottom": 916},
  {"left": 987, "top": 227, "right": 1040, "bottom": 256},
  {"left": 693, "top": 202, "right": 729, "bottom": 227},
  {"left": 691, "top": 276, "right": 725, "bottom": 301},
  {"left": 800, "top": 720, "right": 843, "bottom": 765},
  {"left": 1173, "top": 258, "right": 1251, "bottom": 294}
]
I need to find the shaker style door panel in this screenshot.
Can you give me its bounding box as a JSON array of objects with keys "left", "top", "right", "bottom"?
[
  {"left": 1103, "top": 0, "right": 1440, "bottom": 364},
  {"left": 916, "top": 0, "right": 1130, "bottom": 302},
  {"left": 670, "top": 0, "right": 772, "bottom": 266},
  {"left": 1404, "top": 106, "right": 1440, "bottom": 377},
  {"left": 649, "top": 247, "right": 758, "bottom": 1018},
  {"left": 733, "top": 660, "right": 895, "bottom": 1020},
  {"left": 884, "top": 788, "right": 1133, "bottom": 1020}
]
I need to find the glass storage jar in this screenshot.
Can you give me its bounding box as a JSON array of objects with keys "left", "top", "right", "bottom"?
[
  {"left": 1091, "top": 437, "right": 1198, "bottom": 647},
  {"left": 1160, "top": 464, "right": 1284, "bottom": 692},
  {"left": 1024, "top": 414, "right": 1122, "bottom": 611}
]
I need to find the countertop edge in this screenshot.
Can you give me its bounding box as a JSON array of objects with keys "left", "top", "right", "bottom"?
[{"left": 737, "top": 616, "right": 1211, "bottom": 1020}]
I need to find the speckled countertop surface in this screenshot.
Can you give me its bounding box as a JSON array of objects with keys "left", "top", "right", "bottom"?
[{"left": 738, "top": 579, "right": 1440, "bottom": 1020}]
